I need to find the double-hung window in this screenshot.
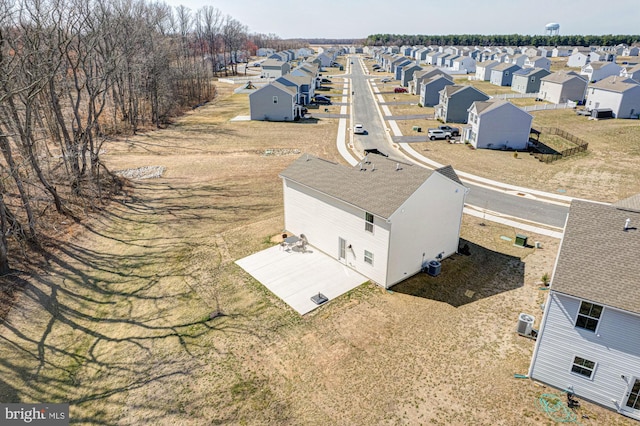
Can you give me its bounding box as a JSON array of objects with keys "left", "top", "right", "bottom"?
[
  {"left": 575, "top": 301, "right": 603, "bottom": 332},
  {"left": 365, "top": 212, "right": 374, "bottom": 233},
  {"left": 571, "top": 356, "right": 596, "bottom": 379}
]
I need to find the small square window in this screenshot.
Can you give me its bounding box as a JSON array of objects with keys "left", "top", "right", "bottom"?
[
  {"left": 571, "top": 356, "right": 596, "bottom": 379},
  {"left": 364, "top": 250, "right": 373, "bottom": 265},
  {"left": 273, "top": 96, "right": 278, "bottom": 104},
  {"left": 575, "top": 301, "right": 603, "bottom": 332}
]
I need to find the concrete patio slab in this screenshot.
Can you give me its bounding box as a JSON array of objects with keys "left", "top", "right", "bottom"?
[{"left": 235, "top": 244, "right": 368, "bottom": 315}]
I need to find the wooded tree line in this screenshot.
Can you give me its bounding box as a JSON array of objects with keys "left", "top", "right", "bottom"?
[
  {"left": 365, "top": 34, "right": 640, "bottom": 47},
  {"left": 0, "top": 0, "right": 286, "bottom": 274}
]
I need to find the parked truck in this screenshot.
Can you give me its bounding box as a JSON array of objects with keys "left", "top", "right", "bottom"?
[{"left": 437, "top": 125, "right": 460, "bottom": 136}]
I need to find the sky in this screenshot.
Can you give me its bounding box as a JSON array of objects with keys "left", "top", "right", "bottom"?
[{"left": 162, "top": 0, "right": 640, "bottom": 39}]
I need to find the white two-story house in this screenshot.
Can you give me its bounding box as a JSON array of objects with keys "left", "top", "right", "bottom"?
[
  {"left": 529, "top": 194, "right": 640, "bottom": 421},
  {"left": 279, "top": 154, "right": 468, "bottom": 289}
]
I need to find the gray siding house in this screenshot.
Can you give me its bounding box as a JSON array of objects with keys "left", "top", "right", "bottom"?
[
  {"left": 529, "top": 195, "right": 640, "bottom": 422},
  {"left": 392, "top": 58, "right": 412, "bottom": 79},
  {"left": 249, "top": 82, "right": 301, "bottom": 121},
  {"left": 511, "top": 68, "right": 551, "bottom": 94},
  {"left": 435, "top": 85, "right": 490, "bottom": 123},
  {"left": 490, "top": 63, "right": 521, "bottom": 86},
  {"left": 538, "top": 71, "right": 587, "bottom": 104},
  {"left": 466, "top": 99, "right": 532, "bottom": 150},
  {"left": 400, "top": 64, "right": 422, "bottom": 87},
  {"left": 410, "top": 67, "right": 451, "bottom": 94},
  {"left": 420, "top": 75, "right": 454, "bottom": 107},
  {"left": 260, "top": 59, "right": 291, "bottom": 79},
  {"left": 275, "top": 75, "right": 314, "bottom": 105}
]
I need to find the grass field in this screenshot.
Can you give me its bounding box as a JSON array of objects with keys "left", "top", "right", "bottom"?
[{"left": 0, "top": 80, "right": 637, "bottom": 425}]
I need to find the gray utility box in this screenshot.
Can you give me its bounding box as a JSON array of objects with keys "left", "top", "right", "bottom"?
[{"left": 426, "top": 260, "right": 441, "bottom": 277}]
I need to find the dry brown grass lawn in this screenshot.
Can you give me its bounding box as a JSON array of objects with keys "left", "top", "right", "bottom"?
[
  {"left": 381, "top": 83, "right": 640, "bottom": 202},
  {"left": 0, "top": 81, "right": 636, "bottom": 425}
]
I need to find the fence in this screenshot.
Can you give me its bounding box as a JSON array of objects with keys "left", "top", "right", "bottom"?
[
  {"left": 522, "top": 101, "right": 577, "bottom": 112},
  {"left": 529, "top": 126, "right": 588, "bottom": 163},
  {"left": 493, "top": 93, "right": 538, "bottom": 99}
]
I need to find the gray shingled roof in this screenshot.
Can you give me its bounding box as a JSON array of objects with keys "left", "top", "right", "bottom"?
[
  {"left": 614, "top": 193, "right": 640, "bottom": 213},
  {"left": 279, "top": 154, "right": 463, "bottom": 219},
  {"left": 513, "top": 68, "right": 538, "bottom": 76},
  {"left": 590, "top": 75, "right": 639, "bottom": 93},
  {"left": 541, "top": 71, "right": 585, "bottom": 84},
  {"left": 493, "top": 62, "right": 520, "bottom": 71},
  {"left": 551, "top": 199, "right": 640, "bottom": 314},
  {"left": 477, "top": 60, "right": 499, "bottom": 68},
  {"left": 261, "top": 59, "right": 286, "bottom": 68}
]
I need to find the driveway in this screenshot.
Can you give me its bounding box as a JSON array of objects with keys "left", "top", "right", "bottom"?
[{"left": 235, "top": 244, "right": 368, "bottom": 315}]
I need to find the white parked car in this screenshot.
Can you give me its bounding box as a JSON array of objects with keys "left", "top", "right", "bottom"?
[
  {"left": 354, "top": 124, "right": 365, "bottom": 134},
  {"left": 381, "top": 77, "right": 392, "bottom": 83}
]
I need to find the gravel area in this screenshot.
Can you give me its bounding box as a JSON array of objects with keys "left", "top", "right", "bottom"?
[{"left": 115, "top": 166, "right": 166, "bottom": 179}]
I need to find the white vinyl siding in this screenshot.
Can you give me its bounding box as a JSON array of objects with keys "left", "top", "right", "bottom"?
[
  {"left": 282, "top": 180, "right": 390, "bottom": 285},
  {"left": 386, "top": 172, "right": 466, "bottom": 288},
  {"left": 529, "top": 292, "right": 640, "bottom": 418}
]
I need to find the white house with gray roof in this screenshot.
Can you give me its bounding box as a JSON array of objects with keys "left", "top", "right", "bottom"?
[
  {"left": 524, "top": 56, "right": 551, "bottom": 71},
  {"left": 474, "top": 60, "right": 500, "bottom": 81},
  {"left": 567, "top": 51, "right": 590, "bottom": 68},
  {"left": 586, "top": 76, "right": 640, "bottom": 118},
  {"left": 621, "top": 64, "right": 640, "bottom": 82},
  {"left": 581, "top": 61, "right": 622, "bottom": 83},
  {"left": 279, "top": 154, "right": 468, "bottom": 289},
  {"left": 260, "top": 59, "right": 290, "bottom": 79},
  {"left": 529, "top": 194, "right": 640, "bottom": 421},
  {"left": 538, "top": 71, "right": 587, "bottom": 104}
]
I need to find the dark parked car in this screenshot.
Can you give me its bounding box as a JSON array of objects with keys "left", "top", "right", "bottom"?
[
  {"left": 321, "top": 78, "right": 332, "bottom": 83},
  {"left": 394, "top": 87, "right": 408, "bottom": 93},
  {"left": 312, "top": 96, "right": 331, "bottom": 105}
]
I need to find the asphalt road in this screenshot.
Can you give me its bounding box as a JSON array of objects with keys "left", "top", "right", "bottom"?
[{"left": 347, "top": 55, "right": 570, "bottom": 229}]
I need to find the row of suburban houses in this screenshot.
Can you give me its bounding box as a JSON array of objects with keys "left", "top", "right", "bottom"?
[
  {"left": 238, "top": 44, "right": 640, "bottom": 421},
  {"left": 249, "top": 48, "right": 345, "bottom": 121}
]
